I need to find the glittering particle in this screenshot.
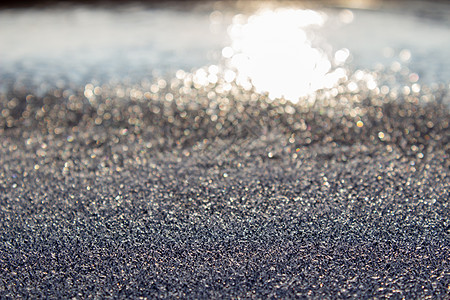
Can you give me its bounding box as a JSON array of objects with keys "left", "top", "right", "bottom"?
[
  {"left": 0, "top": 3, "right": 449, "bottom": 299},
  {"left": 399, "top": 49, "right": 411, "bottom": 62},
  {"left": 334, "top": 48, "right": 350, "bottom": 65},
  {"left": 339, "top": 9, "right": 354, "bottom": 24},
  {"left": 222, "top": 46, "right": 234, "bottom": 58}
]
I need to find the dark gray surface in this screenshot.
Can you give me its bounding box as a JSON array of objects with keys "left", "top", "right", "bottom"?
[
  {"left": 1, "top": 1, "right": 449, "bottom": 298},
  {"left": 0, "top": 81, "right": 449, "bottom": 298}
]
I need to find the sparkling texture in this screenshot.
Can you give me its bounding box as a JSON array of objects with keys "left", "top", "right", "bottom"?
[{"left": 0, "top": 1, "right": 449, "bottom": 299}]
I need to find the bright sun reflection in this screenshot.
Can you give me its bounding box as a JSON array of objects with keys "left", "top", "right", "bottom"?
[{"left": 225, "top": 9, "right": 349, "bottom": 102}]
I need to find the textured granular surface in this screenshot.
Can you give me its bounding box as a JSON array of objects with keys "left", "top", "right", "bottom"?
[{"left": 0, "top": 78, "right": 449, "bottom": 298}]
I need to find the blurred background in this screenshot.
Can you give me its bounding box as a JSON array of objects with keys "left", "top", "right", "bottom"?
[{"left": 1, "top": 0, "right": 449, "bottom": 101}]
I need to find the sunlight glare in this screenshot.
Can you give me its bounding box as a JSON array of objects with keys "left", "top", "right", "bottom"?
[{"left": 224, "top": 9, "right": 348, "bottom": 102}]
